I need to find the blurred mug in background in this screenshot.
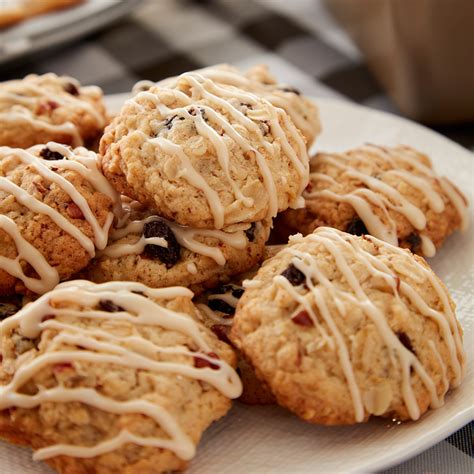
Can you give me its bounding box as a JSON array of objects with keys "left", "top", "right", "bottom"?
[{"left": 325, "top": 0, "right": 474, "bottom": 124}]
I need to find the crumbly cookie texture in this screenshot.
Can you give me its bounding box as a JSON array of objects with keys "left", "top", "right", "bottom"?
[
  {"left": 100, "top": 71, "right": 309, "bottom": 229},
  {"left": 195, "top": 282, "right": 275, "bottom": 405},
  {"left": 231, "top": 227, "right": 465, "bottom": 425},
  {"left": 275, "top": 145, "right": 469, "bottom": 257},
  {"left": 0, "top": 73, "right": 107, "bottom": 148},
  {"left": 0, "top": 143, "right": 119, "bottom": 296},
  {"left": 0, "top": 280, "right": 241, "bottom": 474},
  {"left": 80, "top": 203, "right": 271, "bottom": 295}
]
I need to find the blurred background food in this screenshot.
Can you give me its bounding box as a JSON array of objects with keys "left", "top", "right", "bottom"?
[
  {"left": 0, "top": 0, "right": 472, "bottom": 140},
  {"left": 0, "top": 0, "right": 83, "bottom": 29},
  {"left": 325, "top": 0, "right": 474, "bottom": 123}
]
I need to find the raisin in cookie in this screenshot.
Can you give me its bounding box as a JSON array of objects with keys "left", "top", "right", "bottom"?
[
  {"left": 196, "top": 282, "right": 275, "bottom": 405},
  {"left": 101, "top": 71, "right": 309, "bottom": 229},
  {"left": 0, "top": 73, "right": 107, "bottom": 148},
  {"left": 81, "top": 202, "right": 270, "bottom": 295},
  {"left": 195, "top": 246, "right": 285, "bottom": 405},
  {"left": 0, "top": 280, "right": 241, "bottom": 473},
  {"left": 134, "top": 63, "right": 321, "bottom": 147},
  {"left": 0, "top": 143, "right": 120, "bottom": 295},
  {"left": 231, "top": 227, "right": 465, "bottom": 425},
  {"left": 275, "top": 145, "right": 469, "bottom": 257}
]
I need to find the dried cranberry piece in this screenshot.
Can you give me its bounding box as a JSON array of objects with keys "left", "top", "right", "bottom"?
[
  {"left": 346, "top": 218, "right": 368, "bottom": 236},
  {"left": 208, "top": 298, "right": 235, "bottom": 316},
  {"left": 291, "top": 310, "right": 314, "bottom": 327},
  {"left": 194, "top": 352, "right": 220, "bottom": 370},
  {"left": 143, "top": 220, "right": 181, "bottom": 268},
  {"left": 99, "top": 299, "right": 124, "bottom": 313},
  {"left": 64, "top": 82, "right": 80, "bottom": 96},
  {"left": 37, "top": 101, "right": 59, "bottom": 114},
  {"left": 397, "top": 332, "right": 415, "bottom": 354},
  {"left": 211, "top": 324, "right": 231, "bottom": 344},
  {"left": 66, "top": 202, "right": 84, "bottom": 219},
  {"left": 245, "top": 223, "right": 256, "bottom": 242},
  {"left": 39, "top": 147, "right": 64, "bottom": 161},
  {"left": 45, "top": 100, "right": 59, "bottom": 110},
  {"left": 281, "top": 264, "right": 306, "bottom": 286},
  {"left": 405, "top": 232, "right": 421, "bottom": 253}
]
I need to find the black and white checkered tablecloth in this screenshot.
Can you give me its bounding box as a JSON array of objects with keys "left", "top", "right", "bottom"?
[{"left": 0, "top": 0, "right": 472, "bottom": 471}]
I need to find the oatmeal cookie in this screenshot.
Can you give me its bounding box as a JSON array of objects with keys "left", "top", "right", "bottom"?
[
  {"left": 0, "top": 280, "right": 241, "bottom": 473},
  {"left": 231, "top": 227, "right": 465, "bottom": 424},
  {"left": 196, "top": 282, "right": 275, "bottom": 405},
  {"left": 100, "top": 71, "right": 309, "bottom": 229},
  {"left": 0, "top": 73, "right": 107, "bottom": 148},
  {"left": 81, "top": 202, "right": 270, "bottom": 295},
  {"left": 0, "top": 143, "right": 120, "bottom": 295},
  {"left": 275, "top": 145, "right": 469, "bottom": 256}
]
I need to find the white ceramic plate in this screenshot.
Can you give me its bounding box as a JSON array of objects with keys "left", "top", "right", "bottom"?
[
  {"left": 0, "top": 0, "right": 142, "bottom": 64},
  {"left": 1, "top": 95, "right": 472, "bottom": 473}
]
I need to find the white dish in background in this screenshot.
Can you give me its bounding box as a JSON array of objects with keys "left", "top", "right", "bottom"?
[
  {"left": 0, "top": 0, "right": 142, "bottom": 64},
  {"left": 1, "top": 95, "right": 472, "bottom": 473}
]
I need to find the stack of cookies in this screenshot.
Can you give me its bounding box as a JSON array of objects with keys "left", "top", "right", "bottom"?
[
  {"left": 88, "top": 65, "right": 318, "bottom": 294},
  {"left": 274, "top": 144, "right": 469, "bottom": 256},
  {"left": 0, "top": 64, "right": 469, "bottom": 474}
]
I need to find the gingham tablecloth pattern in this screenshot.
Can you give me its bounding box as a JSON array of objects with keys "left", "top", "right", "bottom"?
[{"left": 0, "top": 0, "right": 472, "bottom": 471}]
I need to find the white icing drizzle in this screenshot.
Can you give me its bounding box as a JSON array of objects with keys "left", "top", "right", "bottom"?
[
  {"left": 0, "top": 144, "right": 121, "bottom": 293},
  {"left": 208, "top": 292, "right": 240, "bottom": 307},
  {"left": 197, "top": 284, "right": 244, "bottom": 327},
  {"left": 0, "top": 215, "right": 59, "bottom": 293},
  {"left": 196, "top": 303, "right": 233, "bottom": 327},
  {"left": 0, "top": 280, "right": 242, "bottom": 461},
  {"left": 0, "top": 111, "right": 83, "bottom": 146},
  {"left": 420, "top": 234, "right": 436, "bottom": 258},
  {"left": 306, "top": 145, "right": 469, "bottom": 256},
  {"left": 267, "top": 228, "right": 465, "bottom": 421},
  {"left": 129, "top": 71, "right": 308, "bottom": 228},
  {"left": 0, "top": 74, "right": 105, "bottom": 146},
  {"left": 100, "top": 214, "right": 248, "bottom": 266},
  {"left": 133, "top": 64, "right": 318, "bottom": 144},
  {"left": 242, "top": 279, "right": 263, "bottom": 289}
]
